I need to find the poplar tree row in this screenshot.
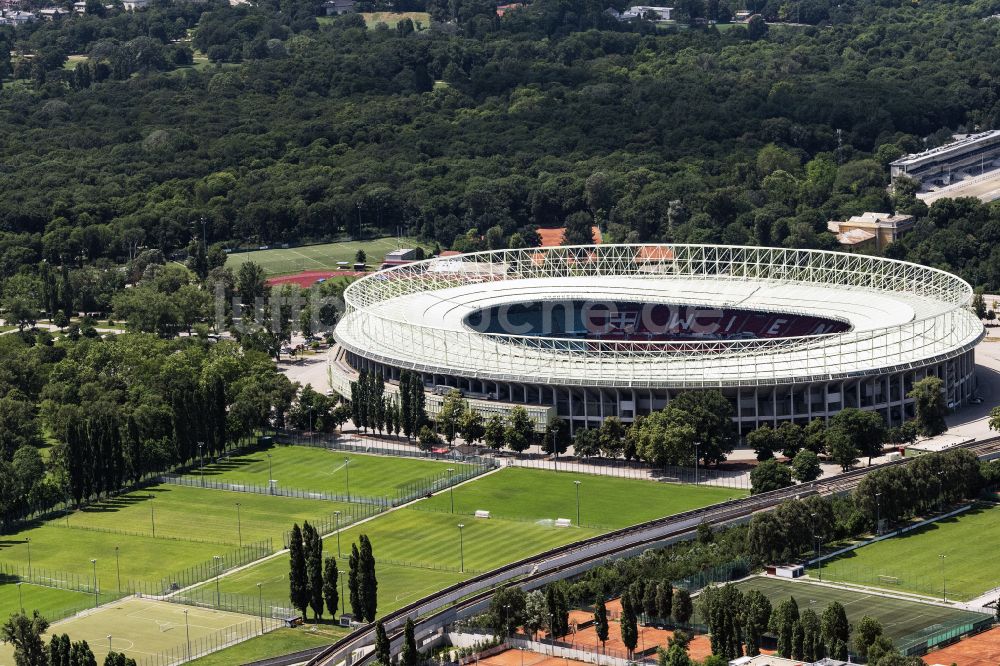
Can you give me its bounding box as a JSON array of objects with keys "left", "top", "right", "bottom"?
[
  {"left": 288, "top": 522, "right": 340, "bottom": 620},
  {"left": 348, "top": 534, "right": 378, "bottom": 622},
  {"left": 350, "top": 370, "right": 426, "bottom": 440}
]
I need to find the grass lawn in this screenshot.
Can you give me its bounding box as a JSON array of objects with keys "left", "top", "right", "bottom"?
[
  {"left": 0, "top": 485, "right": 355, "bottom": 589},
  {"left": 0, "top": 597, "right": 261, "bottom": 666},
  {"left": 729, "top": 577, "right": 989, "bottom": 645},
  {"left": 819, "top": 505, "right": 1000, "bottom": 601},
  {"left": 359, "top": 11, "right": 431, "bottom": 28},
  {"left": 196, "top": 444, "right": 476, "bottom": 501},
  {"left": 209, "top": 554, "right": 467, "bottom": 618},
  {"left": 208, "top": 471, "right": 739, "bottom": 618},
  {"left": 225, "top": 237, "right": 427, "bottom": 276},
  {"left": 418, "top": 467, "right": 745, "bottom": 528},
  {"left": 0, "top": 582, "right": 100, "bottom": 623},
  {"left": 188, "top": 626, "right": 343, "bottom": 665}
]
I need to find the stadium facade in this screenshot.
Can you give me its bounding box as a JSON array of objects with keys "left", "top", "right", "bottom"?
[{"left": 330, "top": 245, "right": 983, "bottom": 436}]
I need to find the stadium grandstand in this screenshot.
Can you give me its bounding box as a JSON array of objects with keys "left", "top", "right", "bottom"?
[
  {"left": 330, "top": 245, "right": 983, "bottom": 436},
  {"left": 890, "top": 130, "right": 1000, "bottom": 186}
]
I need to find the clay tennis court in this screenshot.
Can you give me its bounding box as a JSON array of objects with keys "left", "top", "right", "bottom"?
[
  {"left": 923, "top": 627, "right": 1000, "bottom": 666},
  {"left": 538, "top": 602, "right": 713, "bottom": 662}
]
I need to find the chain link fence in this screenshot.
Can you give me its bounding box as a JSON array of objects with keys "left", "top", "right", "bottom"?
[
  {"left": 508, "top": 457, "right": 750, "bottom": 489},
  {"left": 131, "top": 616, "right": 285, "bottom": 666},
  {"left": 160, "top": 473, "right": 393, "bottom": 508},
  {"left": 281, "top": 504, "right": 383, "bottom": 548}
]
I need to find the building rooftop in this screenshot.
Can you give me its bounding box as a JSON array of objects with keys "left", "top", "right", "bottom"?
[{"left": 891, "top": 130, "right": 1000, "bottom": 168}]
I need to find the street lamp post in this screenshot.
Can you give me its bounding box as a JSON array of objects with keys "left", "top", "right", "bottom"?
[
  {"left": 339, "top": 570, "right": 346, "bottom": 615},
  {"left": 335, "top": 511, "right": 342, "bottom": 557},
  {"left": 875, "top": 492, "right": 882, "bottom": 535},
  {"left": 214, "top": 555, "right": 222, "bottom": 607},
  {"left": 267, "top": 453, "right": 273, "bottom": 495},
  {"left": 115, "top": 546, "right": 121, "bottom": 593},
  {"left": 939, "top": 554, "right": 947, "bottom": 601},
  {"left": 694, "top": 442, "right": 700, "bottom": 485},
  {"left": 344, "top": 458, "right": 351, "bottom": 501},
  {"left": 198, "top": 441, "right": 205, "bottom": 487},
  {"left": 90, "top": 559, "right": 98, "bottom": 608},
  {"left": 447, "top": 468, "right": 455, "bottom": 513},
  {"left": 458, "top": 523, "right": 465, "bottom": 573},
  {"left": 257, "top": 583, "right": 264, "bottom": 633},
  {"left": 236, "top": 503, "right": 242, "bottom": 549},
  {"left": 184, "top": 610, "right": 191, "bottom": 660},
  {"left": 574, "top": 481, "right": 581, "bottom": 526}
]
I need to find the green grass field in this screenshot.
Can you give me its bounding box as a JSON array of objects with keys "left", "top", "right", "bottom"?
[
  {"left": 0, "top": 597, "right": 262, "bottom": 666},
  {"left": 418, "top": 467, "right": 745, "bottom": 528},
  {"left": 359, "top": 11, "right": 430, "bottom": 28},
  {"left": 188, "top": 626, "right": 343, "bottom": 665},
  {"left": 198, "top": 445, "right": 476, "bottom": 501},
  {"left": 730, "top": 577, "right": 988, "bottom": 644},
  {"left": 819, "top": 505, "right": 1000, "bottom": 601},
  {"left": 0, "top": 582, "right": 100, "bottom": 623},
  {"left": 0, "top": 485, "right": 355, "bottom": 589},
  {"left": 225, "top": 237, "right": 426, "bottom": 276},
  {"left": 207, "top": 469, "right": 743, "bottom": 619},
  {"left": 209, "top": 554, "right": 467, "bottom": 618}
]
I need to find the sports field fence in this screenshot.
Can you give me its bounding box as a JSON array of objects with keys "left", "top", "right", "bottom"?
[
  {"left": 674, "top": 557, "right": 752, "bottom": 592},
  {"left": 896, "top": 614, "right": 995, "bottom": 656},
  {"left": 273, "top": 428, "right": 499, "bottom": 466},
  {"left": 160, "top": 474, "right": 394, "bottom": 507},
  {"left": 817, "top": 563, "right": 991, "bottom": 601},
  {"left": 130, "top": 615, "right": 285, "bottom": 666},
  {"left": 147, "top": 586, "right": 295, "bottom": 620},
  {"left": 412, "top": 503, "right": 615, "bottom": 531},
  {"left": 507, "top": 457, "right": 750, "bottom": 489},
  {"left": 281, "top": 505, "right": 383, "bottom": 548}
]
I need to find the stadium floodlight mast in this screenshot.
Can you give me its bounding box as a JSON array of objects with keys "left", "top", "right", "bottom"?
[
  {"left": 457, "top": 523, "right": 465, "bottom": 573},
  {"left": 939, "top": 554, "right": 947, "bottom": 602},
  {"left": 16, "top": 582, "right": 22, "bottom": 613},
  {"left": 150, "top": 499, "right": 155, "bottom": 538},
  {"left": 107, "top": 636, "right": 112, "bottom": 654},
  {"left": 257, "top": 583, "right": 264, "bottom": 633},
  {"left": 335, "top": 510, "right": 342, "bottom": 557},
  {"left": 267, "top": 453, "right": 274, "bottom": 495},
  {"left": 90, "top": 559, "right": 98, "bottom": 608},
  {"left": 214, "top": 555, "right": 223, "bottom": 607},
  {"left": 694, "top": 442, "right": 700, "bottom": 485},
  {"left": 344, "top": 457, "right": 351, "bottom": 502},
  {"left": 115, "top": 545, "right": 121, "bottom": 593},
  {"left": 447, "top": 468, "right": 455, "bottom": 513},
  {"left": 810, "top": 512, "right": 821, "bottom": 580},
  {"left": 875, "top": 493, "right": 882, "bottom": 535},
  {"left": 574, "top": 481, "right": 581, "bottom": 526},
  {"left": 25, "top": 537, "right": 30, "bottom": 580},
  {"left": 198, "top": 441, "right": 205, "bottom": 487},
  {"left": 236, "top": 503, "right": 242, "bottom": 548},
  {"left": 184, "top": 610, "right": 191, "bottom": 660}
]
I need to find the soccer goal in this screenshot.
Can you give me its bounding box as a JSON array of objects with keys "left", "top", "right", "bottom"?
[{"left": 878, "top": 575, "right": 901, "bottom": 585}]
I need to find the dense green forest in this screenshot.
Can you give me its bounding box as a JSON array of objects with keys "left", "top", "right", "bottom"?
[{"left": 0, "top": 0, "right": 999, "bottom": 291}]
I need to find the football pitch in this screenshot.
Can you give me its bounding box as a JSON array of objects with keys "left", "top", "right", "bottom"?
[
  {"left": 0, "top": 597, "right": 262, "bottom": 666},
  {"left": 0, "top": 484, "right": 355, "bottom": 591},
  {"left": 418, "top": 467, "right": 745, "bottom": 527},
  {"left": 225, "top": 237, "right": 426, "bottom": 276},
  {"left": 731, "top": 577, "right": 988, "bottom": 644},
  {"left": 819, "top": 505, "right": 1000, "bottom": 601},
  {"left": 197, "top": 445, "right": 477, "bottom": 501},
  {"left": 208, "top": 468, "right": 743, "bottom": 616}
]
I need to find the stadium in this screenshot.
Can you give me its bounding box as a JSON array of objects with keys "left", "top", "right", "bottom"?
[{"left": 330, "top": 245, "right": 984, "bottom": 435}]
